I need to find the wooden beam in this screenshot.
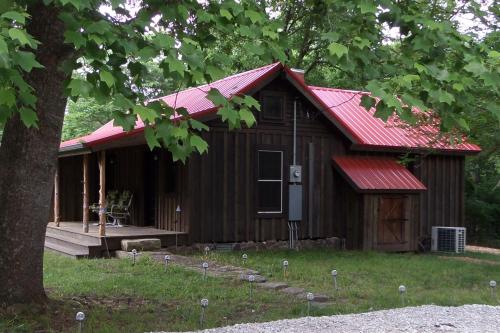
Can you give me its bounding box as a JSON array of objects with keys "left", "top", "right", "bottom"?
[
  {"left": 54, "top": 162, "right": 60, "bottom": 227},
  {"left": 82, "top": 154, "right": 89, "bottom": 233},
  {"left": 98, "top": 151, "right": 106, "bottom": 236}
]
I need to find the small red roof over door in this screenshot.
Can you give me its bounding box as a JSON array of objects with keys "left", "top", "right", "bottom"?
[{"left": 332, "top": 156, "right": 426, "bottom": 192}]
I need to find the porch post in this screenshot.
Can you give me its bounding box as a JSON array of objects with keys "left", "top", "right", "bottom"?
[
  {"left": 82, "top": 154, "right": 89, "bottom": 233},
  {"left": 54, "top": 162, "right": 60, "bottom": 227},
  {"left": 98, "top": 150, "right": 106, "bottom": 236}
]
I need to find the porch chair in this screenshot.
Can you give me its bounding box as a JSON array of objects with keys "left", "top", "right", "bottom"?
[{"left": 106, "top": 190, "right": 133, "bottom": 227}]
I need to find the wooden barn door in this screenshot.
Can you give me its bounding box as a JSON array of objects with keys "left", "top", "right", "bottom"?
[{"left": 376, "top": 196, "right": 410, "bottom": 251}]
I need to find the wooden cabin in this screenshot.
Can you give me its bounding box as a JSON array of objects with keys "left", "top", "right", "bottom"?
[{"left": 49, "top": 62, "right": 480, "bottom": 256}]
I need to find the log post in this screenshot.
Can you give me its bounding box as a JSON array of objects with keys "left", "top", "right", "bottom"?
[
  {"left": 98, "top": 151, "right": 106, "bottom": 236},
  {"left": 54, "top": 162, "right": 60, "bottom": 227},
  {"left": 82, "top": 154, "right": 89, "bottom": 233}
]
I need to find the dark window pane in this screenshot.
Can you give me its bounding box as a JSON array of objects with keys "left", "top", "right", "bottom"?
[
  {"left": 262, "top": 95, "right": 283, "bottom": 119},
  {"left": 257, "top": 181, "right": 282, "bottom": 212},
  {"left": 258, "top": 151, "right": 282, "bottom": 180}
]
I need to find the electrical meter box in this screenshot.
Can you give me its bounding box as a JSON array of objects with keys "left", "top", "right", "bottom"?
[{"left": 289, "top": 165, "right": 302, "bottom": 183}]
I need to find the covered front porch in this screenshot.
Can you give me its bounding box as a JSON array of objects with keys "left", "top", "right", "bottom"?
[
  {"left": 45, "top": 222, "right": 187, "bottom": 258},
  {"left": 48, "top": 141, "right": 189, "bottom": 257}
]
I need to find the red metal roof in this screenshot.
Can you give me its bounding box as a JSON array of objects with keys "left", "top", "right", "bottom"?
[
  {"left": 309, "top": 86, "right": 481, "bottom": 153},
  {"left": 60, "top": 62, "right": 283, "bottom": 149},
  {"left": 60, "top": 62, "right": 480, "bottom": 154},
  {"left": 332, "top": 156, "right": 427, "bottom": 192}
]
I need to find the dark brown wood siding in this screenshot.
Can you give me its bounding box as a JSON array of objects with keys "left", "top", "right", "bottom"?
[
  {"left": 414, "top": 154, "right": 465, "bottom": 237},
  {"left": 187, "top": 77, "right": 349, "bottom": 243}
]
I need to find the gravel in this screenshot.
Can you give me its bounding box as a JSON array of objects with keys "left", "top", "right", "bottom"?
[{"left": 159, "top": 304, "right": 500, "bottom": 333}]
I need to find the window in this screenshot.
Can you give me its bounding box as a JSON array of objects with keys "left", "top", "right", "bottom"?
[
  {"left": 261, "top": 92, "right": 285, "bottom": 121},
  {"left": 257, "top": 150, "right": 283, "bottom": 214}
]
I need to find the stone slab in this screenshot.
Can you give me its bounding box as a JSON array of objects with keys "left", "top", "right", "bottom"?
[
  {"left": 282, "top": 287, "right": 305, "bottom": 295},
  {"left": 256, "top": 282, "right": 289, "bottom": 290},
  {"left": 121, "top": 238, "right": 161, "bottom": 251}
]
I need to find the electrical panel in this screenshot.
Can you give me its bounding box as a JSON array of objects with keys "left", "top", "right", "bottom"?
[{"left": 288, "top": 184, "right": 302, "bottom": 221}]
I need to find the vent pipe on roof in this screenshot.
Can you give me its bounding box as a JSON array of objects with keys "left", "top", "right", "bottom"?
[{"left": 290, "top": 68, "right": 305, "bottom": 84}]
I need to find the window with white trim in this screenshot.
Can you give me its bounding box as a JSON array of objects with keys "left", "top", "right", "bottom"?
[{"left": 257, "top": 150, "right": 283, "bottom": 214}]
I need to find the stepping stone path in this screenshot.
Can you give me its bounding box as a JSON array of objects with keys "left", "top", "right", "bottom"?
[{"left": 145, "top": 250, "right": 333, "bottom": 305}]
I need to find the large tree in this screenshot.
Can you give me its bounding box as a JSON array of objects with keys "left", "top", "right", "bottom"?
[{"left": 0, "top": 0, "right": 497, "bottom": 306}]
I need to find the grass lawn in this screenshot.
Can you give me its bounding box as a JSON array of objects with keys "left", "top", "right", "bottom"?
[
  {"left": 0, "top": 249, "right": 498, "bottom": 332},
  {"left": 196, "top": 249, "right": 500, "bottom": 314}
]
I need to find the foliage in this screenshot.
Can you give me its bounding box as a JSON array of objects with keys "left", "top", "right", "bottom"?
[
  {"left": 1, "top": 1, "right": 498, "bottom": 160},
  {"left": 62, "top": 98, "right": 114, "bottom": 140},
  {"left": 0, "top": 0, "right": 287, "bottom": 162}
]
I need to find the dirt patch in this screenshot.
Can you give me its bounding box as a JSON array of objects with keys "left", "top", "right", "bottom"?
[
  {"left": 439, "top": 256, "right": 500, "bottom": 266},
  {"left": 466, "top": 245, "right": 500, "bottom": 255}
]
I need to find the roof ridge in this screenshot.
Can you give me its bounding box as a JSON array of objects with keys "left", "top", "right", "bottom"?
[{"left": 308, "top": 85, "right": 368, "bottom": 95}]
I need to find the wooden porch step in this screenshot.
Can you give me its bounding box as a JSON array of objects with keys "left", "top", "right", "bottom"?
[
  {"left": 45, "top": 229, "right": 102, "bottom": 258},
  {"left": 44, "top": 239, "right": 90, "bottom": 259}
]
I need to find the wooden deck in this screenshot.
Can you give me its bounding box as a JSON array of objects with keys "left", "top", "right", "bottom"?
[{"left": 45, "top": 222, "right": 187, "bottom": 258}]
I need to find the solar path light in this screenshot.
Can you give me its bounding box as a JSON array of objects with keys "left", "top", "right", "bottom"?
[
  {"left": 306, "top": 292, "right": 314, "bottom": 316},
  {"left": 399, "top": 285, "right": 406, "bottom": 306},
  {"left": 283, "top": 260, "right": 289, "bottom": 278},
  {"left": 490, "top": 280, "right": 496, "bottom": 298},
  {"left": 331, "top": 269, "right": 338, "bottom": 291},
  {"left": 131, "top": 249, "right": 138, "bottom": 265},
  {"left": 202, "top": 262, "right": 209, "bottom": 280},
  {"left": 248, "top": 274, "right": 255, "bottom": 300},
  {"left": 75, "top": 311, "right": 85, "bottom": 333},
  {"left": 164, "top": 255, "right": 171, "bottom": 272},
  {"left": 200, "top": 298, "right": 209, "bottom": 328}
]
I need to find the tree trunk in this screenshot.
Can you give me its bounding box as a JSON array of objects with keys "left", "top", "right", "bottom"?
[{"left": 0, "top": 3, "right": 73, "bottom": 305}]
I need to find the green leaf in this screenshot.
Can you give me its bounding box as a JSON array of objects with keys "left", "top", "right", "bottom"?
[
  {"left": 206, "top": 65, "right": 225, "bottom": 81},
  {"left": 8, "top": 28, "right": 31, "bottom": 46},
  {"left": 373, "top": 101, "right": 393, "bottom": 122},
  {"left": 430, "top": 89, "right": 455, "bottom": 105},
  {"left": 220, "top": 8, "right": 232, "bottom": 20},
  {"left": 457, "top": 118, "right": 469, "bottom": 131},
  {"left": 19, "top": 107, "right": 38, "bottom": 128},
  {"left": 99, "top": 70, "right": 115, "bottom": 88},
  {"left": 239, "top": 108, "right": 256, "bottom": 127},
  {"left": 67, "top": 79, "right": 93, "bottom": 97},
  {"left": 0, "top": 87, "right": 16, "bottom": 107},
  {"left": 463, "top": 61, "right": 486, "bottom": 75},
  {"left": 217, "top": 105, "right": 239, "bottom": 125},
  {"left": 353, "top": 37, "right": 371, "bottom": 49},
  {"left": 206, "top": 88, "right": 227, "bottom": 106},
  {"left": 190, "top": 134, "right": 208, "bottom": 154},
  {"left": 152, "top": 34, "right": 175, "bottom": 49},
  {"left": 328, "top": 42, "right": 348, "bottom": 58},
  {"left": 171, "top": 125, "right": 188, "bottom": 139},
  {"left": 360, "top": 95, "right": 376, "bottom": 110},
  {"left": 189, "top": 119, "right": 209, "bottom": 131},
  {"left": 14, "top": 51, "right": 44, "bottom": 72},
  {"left": 242, "top": 95, "right": 261, "bottom": 111},
  {"left": 0, "top": 37, "right": 7, "bottom": 54},
  {"left": 358, "top": 0, "right": 377, "bottom": 14},
  {"left": 64, "top": 30, "right": 86, "bottom": 49},
  {"left": 1, "top": 11, "right": 27, "bottom": 24},
  {"left": 244, "top": 10, "right": 262, "bottom": 23},
  {"left": 144, "top": 126, "right": 161, "bottom": 150},
  {"left": 133, "top": 105, "right": 157, "bottom": 123},
  {"left": 166, "top": 57, "right": 185, "bottom": 77},
  {"left": 452, "top": 83, "right": 464, "bottom": 92}
]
